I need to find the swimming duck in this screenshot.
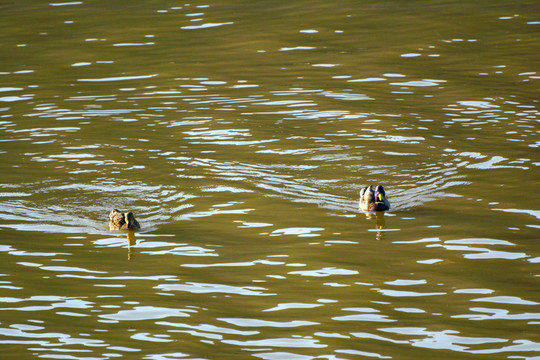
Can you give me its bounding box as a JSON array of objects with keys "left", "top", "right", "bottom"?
[
  {"left": 359, "top": 185, "right": 375, "bottom": 211},
  {"left": 373, "top": 185, "right": 390, "bottom": 211},
  {"left": 109, "top": 209, "right": 141, "bottom": 230},
  {"left": 359, "top": 185, "right": 391, "bottom": 212}
]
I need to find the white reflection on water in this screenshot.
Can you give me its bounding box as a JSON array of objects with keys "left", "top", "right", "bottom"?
[
  {"left": 471, "top": 296, "right": 538, "bottom": 306},
  {"left": 157, "top": 321, "right": 259, "bottom": 336},
  {"left": 56, "top": 274, "right": 177, "bottom": 281},
  {"left": 38, "top": 265, "right": 105, "bottom": 274},
  {"left": 131, "top": 332, "right": 173, "bottom": 343},
  {"left": 140, "top": 245, "right": 217, "bottom": 257},
  {"left": 336, "top": 349, "right": 392, "bottom": 359},
  {"left": 155, "top": 283, "right": 273, "bottom": 296},
  {"left": 270, "top": 227, "right": 324, "bottom": 237},
  {"left": 454, "top": 288, "right": 494, "bottom": 294},
  {"left": 264, "top": 302, "right": 324, "bottom": 312},
  {"left": 0, "top": 297, "right": 93, "bottom": 312},
  {"left": 0, "top": 325, "right": 106, "bottom": 346},
  {"left": 373, "top": 289, "right": 446, "bottom": 297},
  {"left": 493, "top": 208, "right": 540, "bottom": 219},
  {"left": 0, "top": 244, "right": 69, "bottom": 257},
  {"left": 395, "top": 307, "right": 426, "bottom": 313},
  {"left": 390, "top": 79, "right": 446, "bottom": 87},
  {"left": 100, "top": 306, "right": 195, "bottom": 321},
  {"left": 468, "top": 339, "right": 540, "bottom": 355},
  {"left": 288, "top": 267, "right": 358, "bottom": 277},
  {"left": 219, "top": 318, "right": 318, "bottom": 328},
  {"left": 253, "top": 352, "right": 316, "bottom": 360},
  {"left": 182, "top": 259, "right": 284, "bottom": 268},
  {"left": 399, "top": 237, "right": 532, "bottom": 261},
  {"left": 352, "top": 331, "right": 408, "bottom": 344},
  {"left": 380, "top": 327, "right": 508, "bottom": 352},
  {"left": 384, "top": 279, "right": 427, "bottom": 286},
  {"left": 280, "top": 46, "right": 316, "bottom": 51},
  {"left": 77, "top": 74, "right": 158, "bottom": 82},
  {"left": 181, "top": 22, "right": 234, "bottom": 30},
  {"left": 453, "top": 307, "right": 540, "bottom": 321},
  {"left": 435, "top": 238, "right": 529, "bottom": 260},
  {"left": 222, "top": 336, "right": 326, "bottom": 348},
  {"left": 333, "top": 313, "right": 395, "bottom": 323},
  {"left": 144, "top": 352, "right": 191, "bottom": 360}
]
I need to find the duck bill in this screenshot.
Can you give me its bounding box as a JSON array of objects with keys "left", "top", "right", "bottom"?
[{"left": 378, "top": 193, "right": 384, "bottom": 201}]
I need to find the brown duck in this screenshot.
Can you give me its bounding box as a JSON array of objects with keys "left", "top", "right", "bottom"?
[{"left": 109, "top": 209, "right": 141, "bottom": 230}]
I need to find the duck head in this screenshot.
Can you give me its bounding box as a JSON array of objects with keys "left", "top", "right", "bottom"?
[
  {"left": 109, "top": 209, "right": 121, "bottom": 220},
  {"left": 360, "top": 185, "right": 374, "bottom": 200},
  {"left": 359, "top": 185, "right": 375, "bottom": 211},
  {"left": 125, "top": 212, "right": 135, "bottom": 228},
  {"left": 124, "top": 211, "right": 141, "bottom": 230},
  {"left": 374, "top": 185, "right": 386, "bottom": 202}
]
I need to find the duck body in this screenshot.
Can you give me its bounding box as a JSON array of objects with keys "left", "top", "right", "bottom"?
[
  {"left": 109, "top": 209, "right": 141, "bottom": 230},
  {"left": 359, "top": 185, "right": 375, "bottom": 211},
  {"left": 359, "top": 184, "right": 390, "bottom": 212}
]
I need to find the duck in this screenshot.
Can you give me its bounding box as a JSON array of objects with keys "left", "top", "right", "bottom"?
[
  {"left": 373, "top": 185, "right": 391, "bottom": 211},
  {"left": 109, "top": 209, "right": 141, "bottom": 230},
  {"left": 359, "top": 185, "right": 375, "bottom": 211},
  {"left": 359, "top": 185, "right": 390, "bottom": 212}
]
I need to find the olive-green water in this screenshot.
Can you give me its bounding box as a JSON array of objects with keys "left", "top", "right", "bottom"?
[{"left": 0, "top": 1, "right": 539, "bottom": 359}]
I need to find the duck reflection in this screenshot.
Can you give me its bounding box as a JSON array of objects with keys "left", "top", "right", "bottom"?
[
  {"left": 109, "top": 230, "right": 138, "bottom": 260},
  {"left": 126, "top": 230, "right": 137, "bottom": 260},
  {"left": 126, "top": 230, "right": 137, "bottom": 246},
  {"left": 364, "top": 211, "right": 387, "bottom": 240}
]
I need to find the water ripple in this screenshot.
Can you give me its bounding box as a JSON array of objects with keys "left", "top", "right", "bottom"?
[
  {"left": 155, "top": 283, "right": 274, "bottom": 296},
  {"left": 100, "top": 306, "right": 195, "bottom": 321},
  {"left": 219, "top": 318, "right": 318, "bottom": 328}
]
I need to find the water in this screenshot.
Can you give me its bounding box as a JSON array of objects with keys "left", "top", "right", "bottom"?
[{"left": 0, "top": 1, "right": 539, "bottom": 359}]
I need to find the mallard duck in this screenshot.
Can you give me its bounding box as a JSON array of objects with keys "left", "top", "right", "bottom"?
[
  {"left": 359, "top": 185, "right": 390, "bottom": 212},
  {"left": 109, "top": 209, "right": 141, "bottom": 230},
  {"left": 359, "top": 185, "right": 375, "bottom": 211},
  {"left": 373, "top": 185, "right": 390, "bottom": 211}
]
